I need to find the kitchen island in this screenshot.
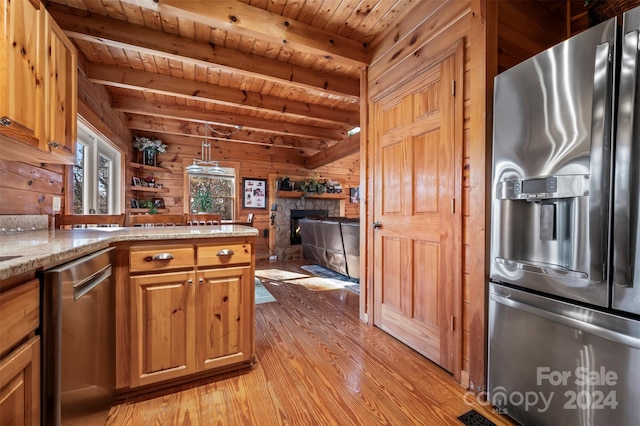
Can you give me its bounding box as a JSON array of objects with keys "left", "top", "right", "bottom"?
[{"left": 0, "top": 224, "right": 258, "bottom": 423}]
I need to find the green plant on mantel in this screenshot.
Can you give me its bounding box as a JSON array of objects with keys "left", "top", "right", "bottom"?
[{"left": 298, "top": 173, "right": 327, "bottom": 198}]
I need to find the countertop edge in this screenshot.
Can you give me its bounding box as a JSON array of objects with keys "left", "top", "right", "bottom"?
[{"left": 0, "top": 225, "right": 259, "bottom": 281}]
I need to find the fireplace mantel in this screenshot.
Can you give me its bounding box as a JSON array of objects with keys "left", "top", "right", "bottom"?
[{"left": 275, "top": 191, "right": 347, "bottom": 200}]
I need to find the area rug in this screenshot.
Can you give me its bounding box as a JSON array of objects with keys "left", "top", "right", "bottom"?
[
  {"left": 300, "top": 264, "right": 360, "bottom": 294},
  {"left": 256, "top": 266, "right": 360, "bottom": 293},
  {"left": 255, "top": 278, "right": 276, "bottom": 304}
]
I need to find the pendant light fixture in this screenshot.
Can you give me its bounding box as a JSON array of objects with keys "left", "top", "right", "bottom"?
[{"left": 185, "top": 123, "right": 241, "bottom": 175}]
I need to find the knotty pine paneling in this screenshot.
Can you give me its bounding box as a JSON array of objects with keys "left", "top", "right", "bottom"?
[
  {"left": 497, "top": 1, "right": 567, "bottom": 73},
  {"left": 140, "top": 143, "right": 360, "bottom": 260},
  {"left": 368, "top": 0, "right": 486, "bottom": 390},
  {"left": 0, "top": 160, "right": 64, "bottom": 215}
]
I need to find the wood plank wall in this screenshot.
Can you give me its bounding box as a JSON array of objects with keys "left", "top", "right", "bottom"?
[
  {"left": 1, "top": 56, "right": 359, "bottom": 261},
  {"left": 0, "top": 65, "right": 132, "bottom": 217},
  {"left": 368, "top": 0, "right": 480, "bottom": 389},
  {"left": 366, "top": 0, "right": 570, "bottom": 392},
  {"left": 129, "top": 132, "right": 360, "bottom": 259}
]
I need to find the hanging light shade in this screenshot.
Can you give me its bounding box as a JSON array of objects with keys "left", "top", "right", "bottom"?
[{"left": 185, "top": 123, "right": 241, "bottom": 175}]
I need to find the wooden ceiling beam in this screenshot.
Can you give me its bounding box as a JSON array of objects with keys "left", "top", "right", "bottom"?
[
  {"left": 305, "top": 133, "right": 360, "bottom": 169},
  {"left": 126, "top": 114, "right": 330, "bottom": 151},
  {"left": 158, "top": 0, "right": 370, "bottom": 67},
  {"left": 48, "top": 7, "right": 360, "bottom": 99},
  {"left": 111, "top": 96, "right": 346, "bottom": 141},
  {"left": 87, "top": 63, "right": 359, "bottom": 127},
  {"left": 146, "top": 131, "right": 310, "bottom": 166}
]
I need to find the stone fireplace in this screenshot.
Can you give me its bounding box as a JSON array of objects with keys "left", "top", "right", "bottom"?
[{"left": 274, "top": 197, "right": 341, "bottom": 260}]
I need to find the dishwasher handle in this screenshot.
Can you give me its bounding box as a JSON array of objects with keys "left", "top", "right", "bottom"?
[{"left": 74, "top": 264, "right": 112, "bottom": 300}]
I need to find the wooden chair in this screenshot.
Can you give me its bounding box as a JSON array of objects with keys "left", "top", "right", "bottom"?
[
  {"left": 54, "top": 214, "right": 125, "bottom": 229},
  {"left": 128, "top": 214, "right": 186, "bottom": 227},
  {"left": 185, "top": 213, "right": 221, "bottom": 226}
]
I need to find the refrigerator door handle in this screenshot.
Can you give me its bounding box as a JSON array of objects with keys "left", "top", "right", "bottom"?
[
  {"left": 589, "top": 41, "right": 613, "bottom": 285},
  {"left": 490, "top": 292, "right": 640, "bottom": 348},
  {"left": 613, "top": 30, "right": 640, "bottom": 289}
]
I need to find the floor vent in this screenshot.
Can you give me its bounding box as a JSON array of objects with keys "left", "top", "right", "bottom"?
[{"left": 457, "top": 409, "right": 496, "bottom": 426}]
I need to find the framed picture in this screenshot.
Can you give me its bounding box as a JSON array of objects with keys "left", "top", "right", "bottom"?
[
  {"left": 242, "top": 178, "right": 267, "bottom": 209},
  {"left": 132, "top": 176, "right": 142, "bottom": 186},
  {"left": 350, "top": 187, "right": 360, "bottom": 203},
  {"left": 130, "top": 198, "right": 139, "bottom": 208},
  {"left": 152, "top": 197, "right": 165, "bottom": 209}
]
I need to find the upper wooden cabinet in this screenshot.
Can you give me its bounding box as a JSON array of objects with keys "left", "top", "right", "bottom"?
[
  {"left": 0, "top": 0, "right": 77, "bottom": 165},
  {"left": 0, "top": 0, "right": 43, "bottom": 149},
  {"left": 43, "top": 12, "right": 77, "bottom": 162}
]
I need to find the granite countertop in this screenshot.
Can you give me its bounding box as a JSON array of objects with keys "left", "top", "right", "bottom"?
[{"left": 0, "top": 225, "right": 259, "bottom": 280}]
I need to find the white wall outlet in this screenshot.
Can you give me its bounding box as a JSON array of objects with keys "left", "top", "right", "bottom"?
[{"left": 52, "top": 196, "right": 61, "bottom": 212}]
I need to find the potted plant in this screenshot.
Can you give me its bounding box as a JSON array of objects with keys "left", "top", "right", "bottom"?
[
  {"left": 140, "top": 199, "right": 158, "bottom": 214},
  {"left": 133, "top": 136, "right": 168, "bottom": 167}
]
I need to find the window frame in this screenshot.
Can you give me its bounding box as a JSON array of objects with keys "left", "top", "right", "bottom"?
[
  {"left": 71, "top": 120, "right": 123, "bottom": 214},
  {"left": 183, "top": 159, "right": 241, "bottom": 220}
]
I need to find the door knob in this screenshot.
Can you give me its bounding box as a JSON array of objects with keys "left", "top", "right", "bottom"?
[{"left": 372, "top": 222, "right": 382, "bottom": 229}]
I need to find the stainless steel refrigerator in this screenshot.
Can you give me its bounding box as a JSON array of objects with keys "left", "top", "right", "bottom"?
[{"left": 489, "top": 6, "right": 640, "bottom": 426}]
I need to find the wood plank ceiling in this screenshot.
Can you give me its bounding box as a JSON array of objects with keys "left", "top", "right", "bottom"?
[{"left": 44, "top": 0, "right": 419, "bottom": 167}]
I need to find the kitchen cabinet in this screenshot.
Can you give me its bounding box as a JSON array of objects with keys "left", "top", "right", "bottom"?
[
  {"left": 126, "top": 239, "right": 254, "bottom": 389},
  {"left": 0, "top": 0, "right": 43, "bottom": 149},
  {"left": 0, "top": 276, "right": 40, "bottom": 426},
  {"left": 196, "top": 266, "right": 252, "bottom": 370},
  {"left": 43, "top": 12, "right": 77, "bottom": 163},
  {"left": 0, "top": 0, "right": 77, "bottom": 165}
]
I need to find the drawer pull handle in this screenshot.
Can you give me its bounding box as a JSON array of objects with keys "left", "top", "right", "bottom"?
[
  {"left": 216, "top": 249, "right": 234, "bottom": 256},
  {"left": 149, "top": 253, "right": 174, "bottom": 261},
  {"left": 0, "top": 117, "right": 11, "bottom": 126}
]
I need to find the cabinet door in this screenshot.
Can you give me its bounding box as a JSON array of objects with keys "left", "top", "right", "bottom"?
[
  {"left": 0, "top": 0, "right": 43, "bottom": 147},
  {"left": 0, "top": 336, "right": 40, "bottom": 426},
  {"left": 43, "top": 12, "right": 76, "bottom": 163},
  {"left": 130, "top": 271, "right": 196, "bottom": 387},
  {"left": 196, "top": 266, "right": 254, "bottom": 370}
]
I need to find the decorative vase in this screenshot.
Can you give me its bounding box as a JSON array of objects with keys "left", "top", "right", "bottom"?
[{"left": 143, "top": 150, "right": 156, "bottom": 167}]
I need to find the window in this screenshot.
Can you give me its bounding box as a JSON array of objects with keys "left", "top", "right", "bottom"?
[
  {"left": 73, "top": 121, "right": 122, "bottom": 214},
  {"left": 187, "top": 168, "right": 236, "bottom": 220}
]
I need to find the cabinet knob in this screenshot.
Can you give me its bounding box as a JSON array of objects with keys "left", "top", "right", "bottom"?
[
  {"left": 188, "top": 279, "right": 193, "bottom": 284},
  {"left": 216, "top": 249, "right": 234, "bottom": 256},
  {"left": 372, "top": 222, "right": 382, "bottom": 229},
  {"left": 0, "top": 117, "right": 11, "bottom": 126},
  {"left": 48, "top": 141, "right": 61, "bottom": 148}
]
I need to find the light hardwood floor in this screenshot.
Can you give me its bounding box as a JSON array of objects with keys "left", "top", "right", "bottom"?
[{"left": 107, "top": 259, "right": 513, "bottom": 425}]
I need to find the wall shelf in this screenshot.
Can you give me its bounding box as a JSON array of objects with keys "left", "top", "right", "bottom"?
[
  {"left": 129, "top": 162, "right": 171, "bottom": 173},
  {"left": 276, "top": 191, "right": 346, "bottom": 199},
  {"left": 131, "top": 186, "right": 169, "bottom": 193},
  {"left": 130, "top": 208, "right": 169, "bottom": 214}
]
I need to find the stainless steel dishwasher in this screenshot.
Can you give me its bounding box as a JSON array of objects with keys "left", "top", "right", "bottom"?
[{"left": 41, "top": 247, "right": 115, "bottom": 425}]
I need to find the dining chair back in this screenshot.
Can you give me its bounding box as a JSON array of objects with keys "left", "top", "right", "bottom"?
[
  {"left": 185, "top": 213, "right": 222, "bottom": 226},
  {"left": 128, "top": 214, "right": 186, "bottom": 227},
  {"left": 54, "top": 214, "right": 125, "bottom": 229}
]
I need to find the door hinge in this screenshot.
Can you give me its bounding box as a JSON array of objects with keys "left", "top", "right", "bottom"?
[
  {"left": 451, "top": 198, "right": 456, "bottom": 214},
  {"left": 451, "top": 80, "right": 456, "bottom": 96},
  {"left": 450, "top": 315, "right": 455, "bottom": 332}
]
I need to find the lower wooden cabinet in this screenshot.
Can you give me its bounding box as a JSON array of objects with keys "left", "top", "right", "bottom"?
[
  {"left": 124, "top": 238, "right": 255, "bottom": 390},
  {"left": 0, "top": 336, "right": 40, "bottom": 426},
  {"left": 130, "top": 271, "right": 196, "bottom": 387},
  {"left": 197, "top": 266, "right": 253, "bottom": 371}
]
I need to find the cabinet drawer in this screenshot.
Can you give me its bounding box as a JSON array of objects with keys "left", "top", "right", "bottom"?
[
  {"left": 130, "top": 245, "right": 195, "bottom": 273},
  {"left": 0, "top": 279, "right": 39, "bottom": 356},
  {"left": 198, "top": 243, "right": 252, "bottom": 267}
]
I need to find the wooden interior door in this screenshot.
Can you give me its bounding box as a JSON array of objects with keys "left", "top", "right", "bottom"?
[{"left": 371, "top": 48, "right": 461, "bottom": 372}]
